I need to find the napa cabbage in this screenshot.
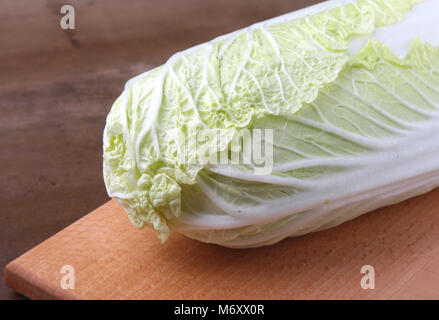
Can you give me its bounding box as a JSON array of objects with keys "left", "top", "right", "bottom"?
[{"left": 103, "top": 0, "right": 439, "bottom": 247}]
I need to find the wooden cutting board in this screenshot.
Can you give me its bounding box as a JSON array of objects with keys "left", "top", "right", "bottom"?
[{"left": 5, "top": 188, "right": 439, "bottom": 300}]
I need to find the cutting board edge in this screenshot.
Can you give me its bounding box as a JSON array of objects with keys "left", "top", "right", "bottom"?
[{"left": 4, "top": 260, "right": 82, "bottom": 300}]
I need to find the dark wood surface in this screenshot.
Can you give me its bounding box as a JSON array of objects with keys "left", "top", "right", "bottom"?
[{"left": 0, "top": 0, "right": 322, "bottom": 300}]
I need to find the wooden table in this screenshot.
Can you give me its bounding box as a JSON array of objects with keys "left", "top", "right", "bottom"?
[
  {"left": 0, "top": 0, "right": 323, "bottom": 300},
  {"left": 2, "top": 0, "right": 439, "bottom": 300}
]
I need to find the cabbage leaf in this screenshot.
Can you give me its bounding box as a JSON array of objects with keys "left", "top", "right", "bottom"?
[{"left": 103, "top": 0, "right": 439, "bottom": 247}]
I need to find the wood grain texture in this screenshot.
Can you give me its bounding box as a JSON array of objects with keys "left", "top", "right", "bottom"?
[
  {"left": 0, "top": 0, "right": 322, "bottom": 299},
  {"left": 2, "top": 0, "right": 439, "bottom": 300},
  {"left": 5, "top": 187, "right": 439, "bottom": 299}
]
